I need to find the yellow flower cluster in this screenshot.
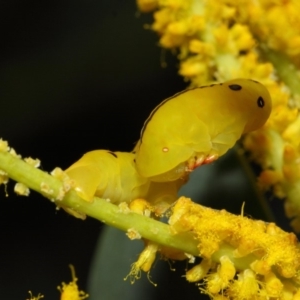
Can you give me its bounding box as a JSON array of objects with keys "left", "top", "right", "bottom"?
[
  {"left": 169, "top": 197, "right": 300, "bottom": 299},
  {"left": 137, "top": 0, "right": 300, "bottom": 82},
  {"left": 58, "top": 265, "right": 89, "bottom": 300},
  {"left": 25, "top": 266, "right": 88, "bottom": 300},
  {"left": 248, "top": 0, "right": 300, "bottom": 59},
  {"left": 137, "top": 0, "right": 300, "bottom": 230}
]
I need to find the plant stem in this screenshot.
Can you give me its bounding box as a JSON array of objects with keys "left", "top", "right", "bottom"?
[
  {"left": 0, "top": 150, "right": 199, "bottom": 256},
  {"left": 0, "top": 149, "right": 260, "bottom": 270}
]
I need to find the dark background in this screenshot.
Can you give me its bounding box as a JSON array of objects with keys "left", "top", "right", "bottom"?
[{"left": 0, "top": 1, "right": 289, "bottom": 299}]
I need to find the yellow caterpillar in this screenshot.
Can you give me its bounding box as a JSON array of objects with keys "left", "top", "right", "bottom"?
[
  {"left": 135, "top": 79, "right": 272, "bottom": 182},
  {"left": 65, "top": 79, "right": 271, "bottom": 206},
  {"left": 65, "top": 150, "right": 184, "bottom": 209}
]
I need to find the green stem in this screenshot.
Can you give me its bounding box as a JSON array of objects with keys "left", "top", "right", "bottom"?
[
  {"left": 0, "top": 149, "right": 259, "bottom": 270},
  {"left": 234, "top": 146, "right": 275, "bottom": 222},
  {"left": 260, "top": 46, "right": 300, "bottom": 97},
  {"left": 0, "top": 150, "right": 199, "bottom": 256}
]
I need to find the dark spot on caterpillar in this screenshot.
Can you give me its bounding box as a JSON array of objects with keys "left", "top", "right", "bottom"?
[
  {"left": 228, "top": 19, "right": 235, "bottom": 28},
  {"left": 107, "top": 151, "right": 117, "bottom": 158},
  {"left": 239, "top": 49, "right": 248, "bottom": 55},
  {"left": 257, "top": 96, "right": 264, "bottom": 108},
  {"left": 209, "top": 84, "right": 216, "bottom": 87},
  {"left": 229, "top": 84, "right": 242, "bottom": 91}
]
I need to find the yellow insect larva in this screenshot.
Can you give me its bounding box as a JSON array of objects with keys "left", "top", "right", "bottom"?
[
  {"left": 65, "top": 150, "right": 184, "bottom": 208},
  {"left": 65, "top": 150, "right": 150, "bottom": 203},
  {"left": 135, "top": 79, "right": 272, "bottom": 182}
]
